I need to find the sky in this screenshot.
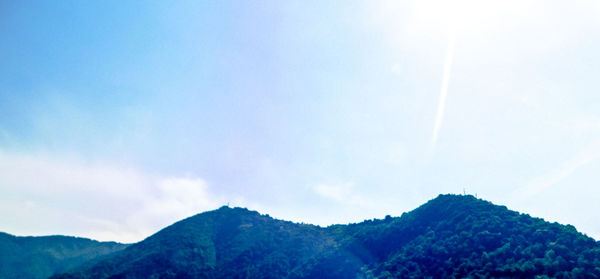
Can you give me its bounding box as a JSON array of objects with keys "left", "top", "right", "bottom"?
[{"left": 1, "top": 0, "right": 600, "bottom": 243}]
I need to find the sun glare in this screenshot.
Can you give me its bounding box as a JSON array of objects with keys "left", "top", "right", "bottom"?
[{"left": 411, "top": 0, "right": 532, "bottom": 36}]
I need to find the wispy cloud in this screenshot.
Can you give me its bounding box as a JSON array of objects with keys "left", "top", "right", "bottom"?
[
  {"left": 430, "top": 33, "right": 456, "bottom": 153},
  {"left": 513, "top": 139, "right": 600, "bottom": 200},
  {"left": 313, "top": 182, "right": 368, "bottom": 206}
]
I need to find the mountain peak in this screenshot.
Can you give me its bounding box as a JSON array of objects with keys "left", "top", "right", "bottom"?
[{"left": 429, "top": 193, "right": 491, "bottom": 206}]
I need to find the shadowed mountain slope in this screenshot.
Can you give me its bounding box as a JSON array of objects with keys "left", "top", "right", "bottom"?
[
  {"left": 53, "top": 194, "right": 600, "bottom": 278},
  {"left": 0, "top": 232, "right": 128, "bottom": 279}
]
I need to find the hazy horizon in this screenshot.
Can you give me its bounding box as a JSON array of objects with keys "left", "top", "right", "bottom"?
[{"left": 2, "top": 0, "right": 600, "bottom": 243}]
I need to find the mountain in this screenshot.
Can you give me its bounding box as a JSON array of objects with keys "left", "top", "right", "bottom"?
[
  {"left": 51, "top": 194, "right": 600, "bottom": 278},
  {"left": 0, "top": 232, "right": 128, "bottom": 279},
  {"left": 52, "top": 207, "right": 338, "bottom": 278}
]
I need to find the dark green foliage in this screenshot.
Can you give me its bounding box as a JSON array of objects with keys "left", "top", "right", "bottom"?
[
  {"left": 355, "top": 195, "right": 600, "bottom": 278},
  {"left": 53, "top": 207, "right": 338, "bottom": 279},
  {"left": 0, "top": 232, "right": 128, "bottom": 279},
  {"left": 52, "top": 195, "right": 600, "bottom": 278}
]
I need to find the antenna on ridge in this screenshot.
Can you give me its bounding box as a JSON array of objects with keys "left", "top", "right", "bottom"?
[{"left": 463, "top": 188, "right": 466, "bottom": 195}]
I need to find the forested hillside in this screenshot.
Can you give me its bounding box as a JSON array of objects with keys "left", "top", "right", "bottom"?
[
  {"left": 52, "top": 194, "right": 600, "bottom": 278},
  {"left": 0, "top": 232, "right": 128, "bottom": 279}
]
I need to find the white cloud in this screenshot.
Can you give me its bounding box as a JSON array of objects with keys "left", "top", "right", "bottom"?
[
  {"left": 0, "top": 150, "right": 224, "bottom": 243},
  {"left": 313, "top": 182, "right": 377, "bottom": 213},
  {"left": 313, "top": 182, "right": 370, "bottom": 207},
  {"left": 314, "top": 183, "right": 346, "bottom": 202}
]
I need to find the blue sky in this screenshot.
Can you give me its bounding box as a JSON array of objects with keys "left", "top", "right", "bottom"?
[{"left": 1, "top": 0, "right": 600, "bottom": 242}]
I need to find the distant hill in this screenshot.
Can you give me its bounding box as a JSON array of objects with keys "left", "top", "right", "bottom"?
[
  {"left": 0, "top": 232, "right": 128, "bottom": 279},
  {"left": 44, "top": 195, "right": 600, "bottom": 278}
]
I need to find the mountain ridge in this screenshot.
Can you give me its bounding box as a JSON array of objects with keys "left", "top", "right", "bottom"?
[
  {"left": 0, "top": 232, "right": 129, "bottom": 279},
  {"left": 49, "top": 194, "right": 600, "bottom": 278}
]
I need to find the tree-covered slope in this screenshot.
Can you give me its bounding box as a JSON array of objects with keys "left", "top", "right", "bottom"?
[
  {"left": 53, "top": 195, "right": 600, "bottom": 278},
  {"left": 54, "top": 207, "right": 338, "bottom": 278},
  {"left": 0, "top": 232, "right": 128, "bottom": 279},
  {"left": 339, "top": 195, "right": 600, "bottom": 278}
]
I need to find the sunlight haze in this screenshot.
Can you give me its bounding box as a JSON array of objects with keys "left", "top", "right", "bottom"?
[{"left": 1, "top": 1, "right": 600, "bottom": 243}]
